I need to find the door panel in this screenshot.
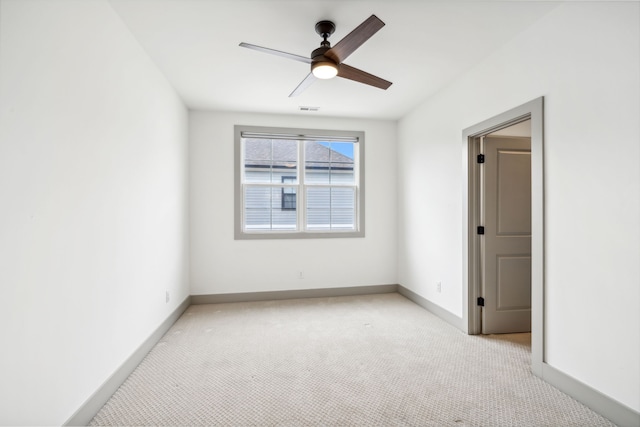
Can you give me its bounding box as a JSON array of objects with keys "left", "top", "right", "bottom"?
[
  {"left": 482, "top": 137, "right": 531, "bottom": 334},
  {"left": 497, "top": 150, "right": 532, "bottom": 235},
  {"left": 497, "top": 256, "right": 532, "bottom": 309}
]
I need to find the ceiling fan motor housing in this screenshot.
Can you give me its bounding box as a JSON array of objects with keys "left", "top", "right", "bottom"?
[
  {"left": 311, "top": 46, "right": 335, "bottom": 64},
  {"left": 311, "top": 46, "right": 339, "bottom": 78}
]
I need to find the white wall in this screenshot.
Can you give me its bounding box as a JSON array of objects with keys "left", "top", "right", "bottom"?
[
  {"left": 0, "top": 1, "right": 189, "bottom": 424},
  {"left": 398, "top": 2, "right": 639, "bottom": 412},
  {"left": 190, "top": 111, "right": 397, "bottom": 295}
]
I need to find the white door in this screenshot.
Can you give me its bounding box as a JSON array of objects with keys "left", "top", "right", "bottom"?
[{"left": 482, "top": 136, "right": 531, "bottom": 334}]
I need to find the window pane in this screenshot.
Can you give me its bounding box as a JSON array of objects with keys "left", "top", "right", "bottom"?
[
  {"left": 306, "top": 187, "right": 330, "bottom": 229},
  {"left": 244, "top": 186, "right": 297, "bottom": 231},
  {"left": 244, "top": 139, "right": 297, "bottom": 183},
  {"left": 330, "top": 187, "right": 355, "bottom": 228},
  {"left": 305, "top": 141, "right": 354, "bottom": 184},
  {"left": 329, "top": 142, "right": 355, "bottom": 185},
  {"left": 306, "top": 187, "right": 355, "bottom": 231}
]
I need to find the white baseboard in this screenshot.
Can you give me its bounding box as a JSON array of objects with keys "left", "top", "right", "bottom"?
[
  {"left": 397, "top": 285, "right": 464, "bottom": 331},
  {"left": 542, "top": 363, "right": 640, "bottom": 427},
  {"left": 64, "top": 296, "right": 191, "bottom": 426},
  {"left": 191, "top": 284, "right": 398, "bottom": 304}
]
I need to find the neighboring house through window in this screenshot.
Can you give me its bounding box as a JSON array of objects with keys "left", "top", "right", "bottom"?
[
  {"left": 234, "top": 125, "right": 365, "bottom": 239},
  {"left": 281, "top": 176, "right": 297, "bottom": 210}
]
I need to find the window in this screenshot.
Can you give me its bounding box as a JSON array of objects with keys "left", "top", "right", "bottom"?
[{"left": 235, "top": 125, "right": 364, "bottom": 239}]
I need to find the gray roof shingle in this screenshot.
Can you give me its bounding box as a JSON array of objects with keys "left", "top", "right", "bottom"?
[{"left": 244, "top": 139, "right": 354, "bottom": 169}]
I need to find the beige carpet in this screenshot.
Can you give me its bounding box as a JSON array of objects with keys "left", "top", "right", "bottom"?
[{"left": 90, "top": 293, "right": 614, "bottom": 426}]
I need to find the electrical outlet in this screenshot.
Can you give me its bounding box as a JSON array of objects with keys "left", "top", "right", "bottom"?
[
  {"left": 436, "top": 281, "right": 442, "bottom": 293},
  {"left": 298, "top": 271, "right": 304, "bottom": 279},
  {"left": 165, "top": 291, "right": 170, "bottom": 303}
]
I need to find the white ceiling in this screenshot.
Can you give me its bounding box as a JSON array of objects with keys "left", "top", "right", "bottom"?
[{"left": 108, "top": 0, "right": 559, "bottom": 120}]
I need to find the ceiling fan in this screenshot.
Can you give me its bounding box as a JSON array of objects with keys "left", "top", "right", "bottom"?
[{"left": 239, "top": 15, "right": 392, "bottom": 97}]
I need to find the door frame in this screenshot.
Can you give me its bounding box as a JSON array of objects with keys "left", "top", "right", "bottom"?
[{"left": 461, "top": 97, "right": 544, "bottom": 376}]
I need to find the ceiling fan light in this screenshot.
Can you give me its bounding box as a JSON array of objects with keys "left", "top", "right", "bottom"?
[{"left": 312, "top": 61, "right": 338, "bottom": 79}]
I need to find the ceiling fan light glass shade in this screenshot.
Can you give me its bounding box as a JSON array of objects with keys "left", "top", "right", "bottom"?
[{"left": 311, "top": 61, "right": 338, "bottom": 79}]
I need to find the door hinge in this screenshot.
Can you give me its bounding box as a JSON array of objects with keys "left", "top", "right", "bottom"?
[
  {"left": 477, "top": 297, "right": 485, "bottom": 307},
  {"left": 477, "top": 226, "right": 485, "bottom": 235},
  {"left": 477, "top": 154, "right": 485, "bottom": 164}
]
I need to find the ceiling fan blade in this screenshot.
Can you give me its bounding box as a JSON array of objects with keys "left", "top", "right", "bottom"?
[
  {"left": 239, "top": 42, "right": 311, "bottom": 64},
  {"left": 289, "top": 73, "right": 317, "bottom": 97},
  {"left": 325, "top": 15, "right": 385, "bottom": 64},
  {"left": 337, "top": 63, "right": 392, "bottom": 90}
]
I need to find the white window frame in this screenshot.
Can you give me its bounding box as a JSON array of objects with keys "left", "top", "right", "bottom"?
[{"left": 234, "top": 125, "right": 365, "bottom": 240}]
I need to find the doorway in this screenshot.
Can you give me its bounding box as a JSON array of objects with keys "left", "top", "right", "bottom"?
[{"left": 462, "top": 97, "right": 544, "bottom": 376}]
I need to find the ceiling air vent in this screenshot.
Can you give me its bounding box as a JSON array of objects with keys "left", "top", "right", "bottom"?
[{"left": 299, "top": 106, "right": 320, "bottom": 112}]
